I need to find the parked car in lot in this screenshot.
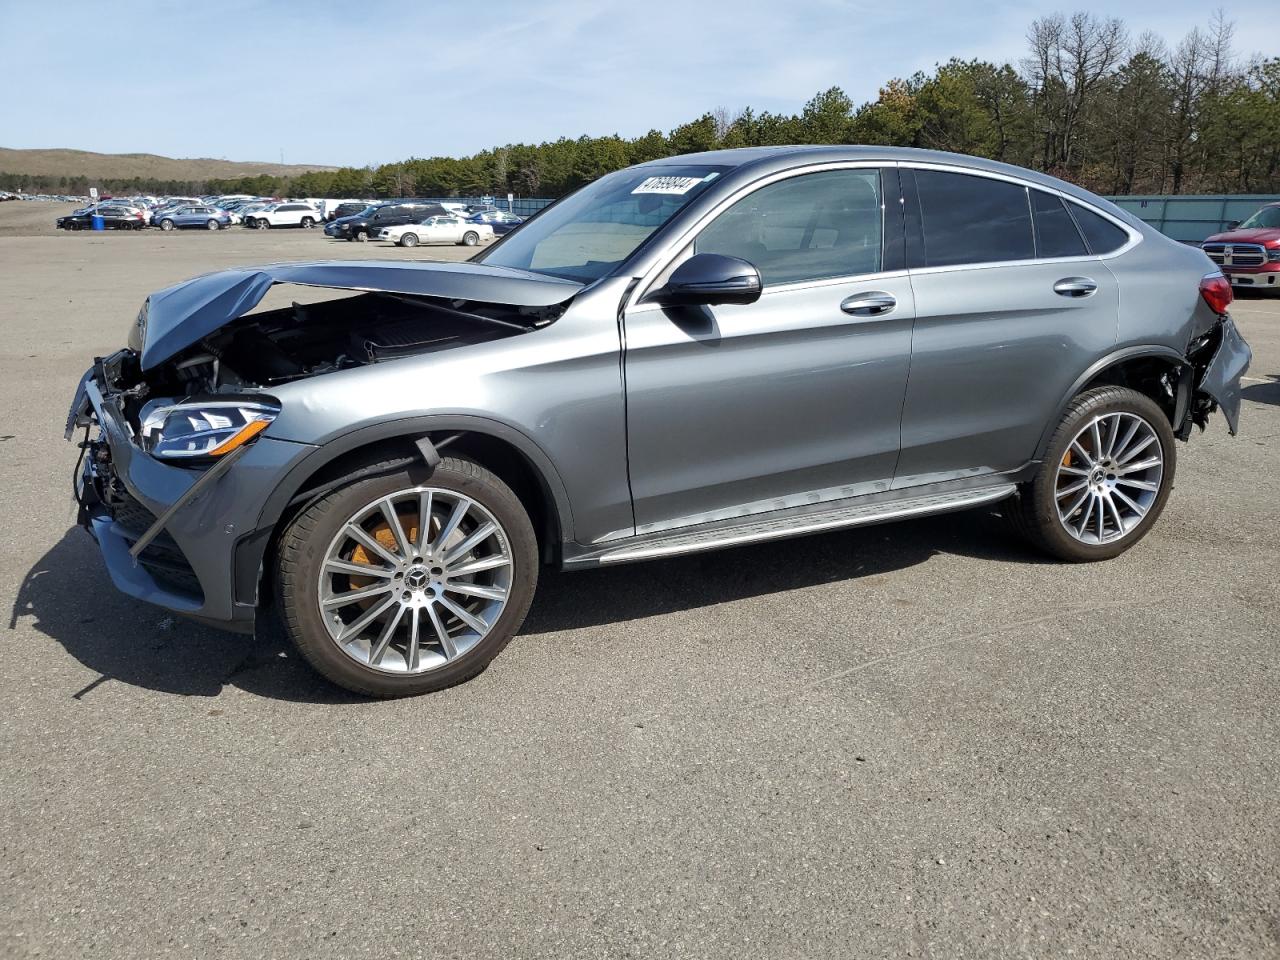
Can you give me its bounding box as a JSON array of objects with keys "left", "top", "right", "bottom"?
[
  {"left": 1201, "top": 203, "right": 1280, "bottom": 293},
  {"left": 65, "top": 146, "right": 1251, "bottom": 698},
  {"left": 327, "top": 201, "right": 372, "bottom": 222},
  {"left": 324, "top": 200, "right": 450, "bottom": 241},
  {"left": 56, "top": 204, "right": 147, "bottom": 230},
  {"left": 243, "top": 202, "right": 322, "bottom": 229},
  {"left": 467, "top": 210, "right": 524, "bottom": 235},
  {"left": 154, "top": 204, "right": 233, "bottom": 231},
  {"left": 377, "top": 215, "right": 494, "bottom": 247}
]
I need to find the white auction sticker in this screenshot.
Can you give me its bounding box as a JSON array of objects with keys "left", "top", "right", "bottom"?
[{"left": 631, "top": 175, "right": 709, "bottom": 196}]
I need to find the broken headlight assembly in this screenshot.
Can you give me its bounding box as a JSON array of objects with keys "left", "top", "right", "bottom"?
[{"left": 139, "top": 399, "right": 278, "bottom": 461}]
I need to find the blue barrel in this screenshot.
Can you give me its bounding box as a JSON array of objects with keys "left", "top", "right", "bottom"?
[{"left": 90, "top": 214, "right": 105, "bottom": 231}]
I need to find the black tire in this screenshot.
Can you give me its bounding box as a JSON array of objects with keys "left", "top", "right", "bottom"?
[
  {"left": 256, "top": 218, "right": 270, "bottom": 230},
  {"left": 159, "top": 219, "right": 174, "bottom": 231},
  {"left": 1007, "top": 385, "right": 1176, "bottom": 562},
  {"left": 207, "top": 219, "right": 220, "bottom": 230},
  {"left": 398, "top": 232, "right": 418, "bottom": 248},
  {"left": 461, "top": 231, "right": 479, "bottom": 246},
  {"left": 275, "top": 456, "right": 538, "bottom": 698},
  {"left": 354, "top": 229, "right": 368, "bottom": 242},
  {"left": 300, "top": 216, "right": 315, "bottom": 228}
]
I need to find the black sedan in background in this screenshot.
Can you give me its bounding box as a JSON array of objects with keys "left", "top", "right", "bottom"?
[
  {"left": 323, "top": 200, "right": 450, "bottom": 241},
  {"left": 57, "top": 205, "right": 146, "bottom": 230}
]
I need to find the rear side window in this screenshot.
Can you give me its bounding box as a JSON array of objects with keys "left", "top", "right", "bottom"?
[
  {"left": 1031, "top": 190, "right": 1088, "bottom": 258},
  {"left": 1067, "top": 202, "right": 1130, "bottom": 255},
  {"left": 915, "top": 170, "right": 1033, "bottom": 267},
  {"left": 695, "top": 169, "right": 883, "bottom": 286}
]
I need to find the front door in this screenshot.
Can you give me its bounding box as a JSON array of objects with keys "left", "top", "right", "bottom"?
[{"left": 623, "top": 166, "right": 915, "bottom": 533}]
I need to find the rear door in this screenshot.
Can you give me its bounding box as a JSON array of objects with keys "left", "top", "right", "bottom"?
[
  {"left": 623, "top": 165, "right": 915, "bottom": 532},
  {"left": 893, "top": 166, "right": 1122, "bottom": 488}
]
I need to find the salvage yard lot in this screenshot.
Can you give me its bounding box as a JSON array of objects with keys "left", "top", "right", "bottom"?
[{"left": 1, "top": 202, "right": 1278, "bottom": 959}]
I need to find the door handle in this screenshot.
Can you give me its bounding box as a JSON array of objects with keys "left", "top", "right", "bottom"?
[
  {"left": 840, "top": 292, "right": 897, "bottom": 316},
  {"left": 1053, "top": 277, "right": 1098, "bottom": 298}
]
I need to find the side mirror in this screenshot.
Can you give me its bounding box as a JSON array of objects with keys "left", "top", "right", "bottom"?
[
  {"left": 647, "top": 253, "right": 763, "bottom": 307},
  {"left": 1226, "top": 220, "right": 1240, "bottom": 230}
]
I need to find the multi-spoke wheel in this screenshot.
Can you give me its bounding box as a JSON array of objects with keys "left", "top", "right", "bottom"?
[
  {"left": 276, "top": 456, "right": 538, "bottom": 697},
  {"left": 1009, "top": 386, "right": 1176, "bottom": 562}
]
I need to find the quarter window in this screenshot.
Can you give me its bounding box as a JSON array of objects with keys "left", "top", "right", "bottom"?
[
  {"left": 1067, "top": 201, "right": 1130, "bottom": 255},
  {"left": 1030, "top": 189, "right": 1088, "bottom": 258},
  {"left": 915, "top": 170, "right": 1034, "bottom": 267},
  {"left": 694, "top": 169, "right": 883, "bottom": 286}
]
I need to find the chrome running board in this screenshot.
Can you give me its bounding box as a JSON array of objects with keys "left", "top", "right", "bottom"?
[{"left": 593, "top": 484, "right": 1016, "bottom": 564}]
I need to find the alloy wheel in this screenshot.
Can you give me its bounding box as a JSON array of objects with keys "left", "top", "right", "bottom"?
[
  {"left": 1054, "top": 412, "right": 1164, "bottom": 545},
  {"left": 316, "top": 487, "right": 513, "bottom": 675}
]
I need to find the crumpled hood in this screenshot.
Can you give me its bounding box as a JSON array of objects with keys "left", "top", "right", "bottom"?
[{"left": 137, "top": 259, "right": 583, "bottom": 370}]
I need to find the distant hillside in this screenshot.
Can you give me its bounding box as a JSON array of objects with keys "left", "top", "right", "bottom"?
[{"left": 0, "top": 147, "right": 337, "bottom": 181}]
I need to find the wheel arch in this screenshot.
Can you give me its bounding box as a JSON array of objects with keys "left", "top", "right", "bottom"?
[
  {"left": 236, "top": 416, "right": 574, "bottom": 607},
  {"left": 1033, "top": 346, "right": 1187, "bottom": 461}
]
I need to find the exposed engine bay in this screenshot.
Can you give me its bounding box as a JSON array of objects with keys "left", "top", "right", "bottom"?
[{"left": 98, "top": 290, "right": 564, "bottom": 430}]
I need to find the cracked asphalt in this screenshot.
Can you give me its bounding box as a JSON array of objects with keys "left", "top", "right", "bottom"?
[{"left": 2, "top": 205, "right": 1278, "bottom": 959}]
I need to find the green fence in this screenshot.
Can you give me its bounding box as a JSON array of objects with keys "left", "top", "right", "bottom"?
[{"left": 1105, "top": 195, "right": 1280, "bottom": 243}]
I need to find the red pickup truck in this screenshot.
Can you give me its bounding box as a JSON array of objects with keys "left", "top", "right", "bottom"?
[{"left": 1201, "top": 203, "right": 1280, "bottom": 293}]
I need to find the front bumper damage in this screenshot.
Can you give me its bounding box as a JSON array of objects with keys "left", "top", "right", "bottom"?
[{"left": 66, "top": 352, "right": 314, "bottom": 633}]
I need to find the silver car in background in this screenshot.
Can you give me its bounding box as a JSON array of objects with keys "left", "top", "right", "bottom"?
[{"left": 66, "top": 146, "right": 1251, "bottom": 697}]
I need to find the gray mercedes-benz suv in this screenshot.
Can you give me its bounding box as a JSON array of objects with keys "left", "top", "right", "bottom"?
[{"left": 66, "top": 146, "right": 1251, "bottom": 697}]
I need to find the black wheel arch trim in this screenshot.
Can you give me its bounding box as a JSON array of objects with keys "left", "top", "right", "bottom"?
[
  {"left": 1033, "top": 345, "right": 1187, "bottom": 462},
  {"left": 233, "top": 415, "right": 576, "bottom": 606}
]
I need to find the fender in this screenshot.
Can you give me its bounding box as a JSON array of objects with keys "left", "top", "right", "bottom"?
[
  {"left": 1032, "top": 344, "right": 1186, "bottom": 462},
  {"left": 255, "top": 413, "right": 575, "bottom": 541},
  {"left": 230, "top": 415, "right": 577, "bottom": 608}
]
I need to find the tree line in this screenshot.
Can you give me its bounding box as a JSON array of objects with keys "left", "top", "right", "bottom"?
[{"left": 6, "top": 11, "right": 1278, "bottom": 201}]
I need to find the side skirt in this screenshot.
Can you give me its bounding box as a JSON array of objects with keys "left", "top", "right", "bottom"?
[{"left": 562, "top": 481, "right": 1017, "bottom": 568}]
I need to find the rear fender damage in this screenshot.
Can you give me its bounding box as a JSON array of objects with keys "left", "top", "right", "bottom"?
[{"left": 1179, "top": 316, "right": 1252, "bottom": 438}]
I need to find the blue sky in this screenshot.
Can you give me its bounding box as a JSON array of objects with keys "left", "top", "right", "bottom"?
[{"left": 1, "top": 0, "right": 1275, "bottom": 168}]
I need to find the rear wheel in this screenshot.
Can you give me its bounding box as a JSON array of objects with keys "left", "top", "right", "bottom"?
[
  {"left": 398, "top": 233, "right": 419, "bottom": 247},
  {"left": 1008, "top": 386, "right": 1176, "bottom": 562},
  {"left": 276, "top": 456, "right": 538, "bottom": 697}
]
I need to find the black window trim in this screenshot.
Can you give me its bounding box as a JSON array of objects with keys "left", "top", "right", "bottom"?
[
  {"left": 898, "top": 161, "right": 1139, "bottom": 272},
  {"left": 632, "top": 161, "right": 902, "bottom": 308}
]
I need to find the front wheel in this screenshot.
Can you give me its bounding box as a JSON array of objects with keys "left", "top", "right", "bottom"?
[
  {"left": 461, "top": 231, "right": 479, "bottom": 246},
  {"left": 300, "top": 216, "right": 315, "bottom": 228},
  {"left": 398, "top": 233, "right": 418, "bottom": 247},
  {"left": 256, "top": 218, "right": 270, "bottom": 230},
  {"left": 275, "top": 456, "right": 538, "bottom": 697},
  {"left": 159, "top": 219, "right": 174, "bottom": 231},
  {"left": 207, "top": 219, "right": 220, "bottom": 230},
  {"left": 354, "top": 229, "right": 368, "bottom": 242},
  {"left": 1008, "top": 386, "right": 1176, "bottom": 562}
]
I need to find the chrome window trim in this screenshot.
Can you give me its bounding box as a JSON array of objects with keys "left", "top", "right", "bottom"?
[{"left": 627, "top": 160, "right": 889, "bottom": 310}]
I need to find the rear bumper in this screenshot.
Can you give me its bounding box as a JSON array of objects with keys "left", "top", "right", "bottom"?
[{"left": 68, "top": 360, "right": 315, "bottom": 633}]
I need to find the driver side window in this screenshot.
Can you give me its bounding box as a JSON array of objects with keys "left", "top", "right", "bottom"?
[{"left": 694, "top": 169, "right": 883, "bottom": 286}]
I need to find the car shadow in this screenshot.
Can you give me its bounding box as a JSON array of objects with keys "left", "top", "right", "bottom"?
[
  {"left": 14, "top": 508, "right": 1044, "bottom": 702},
  {"left": 1242, "top": 374, "right": 1280, "bottom": 407}
]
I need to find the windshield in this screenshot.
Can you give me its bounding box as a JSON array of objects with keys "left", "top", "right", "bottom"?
[
  {"left": 479, "top": 164, "right": 731, "bottom": 282},
  {"left": 1238, "top": 206, "right": 1280, "bottom": 230}
]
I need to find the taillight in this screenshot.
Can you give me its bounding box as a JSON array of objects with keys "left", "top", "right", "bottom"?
[{"left": 1199, "top": 273, "right": 1232, "bottom": 315}]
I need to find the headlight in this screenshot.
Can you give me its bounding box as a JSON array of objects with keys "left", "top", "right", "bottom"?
[
  {"left": 139, "top": 399, "right": 278, "bottom": 460},
  {"left": 1269, "top": 247, "right": 1280, "bottom": 262},
  {"left": 129, "top": 299, "right": 149, "bottom": 353}
]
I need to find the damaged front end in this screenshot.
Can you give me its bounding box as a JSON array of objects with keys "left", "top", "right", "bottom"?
[{"left": 64, "top": 259, "right": 583, "bottom": 628}]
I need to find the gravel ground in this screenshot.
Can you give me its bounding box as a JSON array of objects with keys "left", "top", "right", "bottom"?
[{"left": 1, "top": 202, "right": 1278, "bottom": 959}]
